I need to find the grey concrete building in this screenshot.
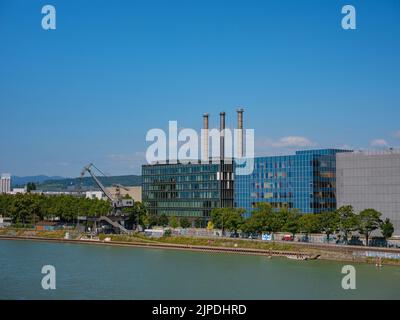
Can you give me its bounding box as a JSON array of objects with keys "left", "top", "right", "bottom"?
[
  {"left": 336, "top": 150, "right": 400, "bottom": 236},
  {"left": 0, "top": 173, "right": 11, "bottom": 194}
]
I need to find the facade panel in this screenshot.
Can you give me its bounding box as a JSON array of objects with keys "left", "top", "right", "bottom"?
[{"left": 336, "top": 150, "right": 400, "bottom": 236}]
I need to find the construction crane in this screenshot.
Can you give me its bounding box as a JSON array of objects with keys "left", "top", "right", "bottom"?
[{"left": 80, "top": 163, "right": 134, "bottom": 216}]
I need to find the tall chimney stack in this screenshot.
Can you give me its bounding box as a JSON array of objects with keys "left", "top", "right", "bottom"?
[
  {"left": 202, "top": 113, "right": 209, "bottom": 161},
  {"left": 220, "top": 112, "right": 226, "bottom": 160},
  {"left": 237, "top": 108, "right": 244, "bottom": 158}
]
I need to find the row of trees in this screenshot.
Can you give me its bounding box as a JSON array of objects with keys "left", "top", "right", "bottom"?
[
  {"left": 0, "top": 194, "right": 395, "bottom": 245},
  {"left": 210, "top": 204, "right": 395, "bottom": 245},
  {"left": 139, "top": 213, "right": 200, "bottom": 229},
  {"left": 0, "top": 193, "right": 197, "bottom": 231},
  {"left": 0, "top": 194, "right": 110, "bottom": 225}
]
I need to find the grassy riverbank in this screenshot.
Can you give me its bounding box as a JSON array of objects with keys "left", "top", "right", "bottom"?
[{"left": 1, "top": 227, "right": 400, "bottom": 265}]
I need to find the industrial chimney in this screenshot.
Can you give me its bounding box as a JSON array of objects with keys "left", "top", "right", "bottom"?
[
  {"left": 220, "top": 112, "right": 226, "bottom": 160},
  {"left": 237, "top": 108, "right": 244, "bottom": 158},
  {"left": 202, "top": 113, "right": 209, "bottom": 161}
]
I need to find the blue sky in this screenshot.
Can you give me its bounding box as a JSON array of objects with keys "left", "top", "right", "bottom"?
[{"left": 0, "top": 0, "right": 399, "bottom": 177}]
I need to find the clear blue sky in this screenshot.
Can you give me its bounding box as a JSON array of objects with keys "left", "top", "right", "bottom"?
[{"left": 1, "top": 0, "right": 399, "bottom": 177}]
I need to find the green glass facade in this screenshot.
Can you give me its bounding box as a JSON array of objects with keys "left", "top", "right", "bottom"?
[{"left": 142, "top": 161, "right": 234, "bottom": 222}]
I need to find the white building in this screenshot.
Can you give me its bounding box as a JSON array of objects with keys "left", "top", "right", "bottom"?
[
  {"left": 0, "top": 174, "right": 11, "bottom": 194},
  {"left": 85, "top": 191, "right": 105, "bottom": 200},
  {"left": 10, "top": 187, "right": 26, "bottom": 195}
]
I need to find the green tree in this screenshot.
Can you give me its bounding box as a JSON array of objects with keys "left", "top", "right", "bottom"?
[
  {"left": 225, "top": 208, "right": 244, "bottom": 234},
  {"left": 211, "top": 208, "right": 244, "bottom": 235},
  {"left": 380, "top": 218, "right": 394, "bottom": 240},
  {"left": 298, "top": 214, "right": 321, "bottom": 236},
  {"left": 280, "top": 209, "right": 300, "bottom": 239},
  {"left": 337, "top": 205, "right": 357, "bottom": 244},
  {"left": 241, "top": 203, "right": 273, "bottom": 235},
  {"left": 169, "top": 216, "right": 180, "bottom": 228},
  {"left": 158, "top": 214, "right": 169, "bottom": 227},
  {"left": 147, "top": 214, "right": 159, "bottom": 228},
  {"left": 194, "top": 217, "right": 203, "bottom": 228},
  {"left": 319, "top": 211, "right": 339, "bottom": 242},
  {"left": 0, "top": 194, "right": 12, "bottom": 217},
  {"left": 126, "top": 201, "right": 148, "bottom": 230},
  {"left": 180, "top": 217, "right": 191, "bottom": 229},
  {"left": 26, "top": 182, "right": 37, "bottom": 193},
  {"left": 136, "top": 202, "right": 149, "bottom": 229},
  {"left": 357, "top": 209, "right": 382, "bottom": 246},
  {"left": 9, "top": 193, "right": 41, "bottom": 225}
]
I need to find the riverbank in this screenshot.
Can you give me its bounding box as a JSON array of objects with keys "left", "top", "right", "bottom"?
[
  {"left": 1, "top": 228, "right": 400, "bottom": 265},
  {"left": 0, "top": 234, "right": 313, "bottom": 260},
  {"left": 3, "top": 239, "right": 400, "bottom": 300}
]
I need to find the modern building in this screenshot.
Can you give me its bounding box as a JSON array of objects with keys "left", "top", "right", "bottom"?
[
  {"left": 0, "top": 174, "right": 11, "bottom": 194},
  {"left": 336, "top": 150, "right": 400, "bottom": 236},
  {"left": 142, "top": 160, "right": 234, "bottom": 223},
  {"left": 235, "top": 149, "right": 351, "bottom": 216},
  {"left": 142, "top": 110, "right": 240, "bottom": 224}
]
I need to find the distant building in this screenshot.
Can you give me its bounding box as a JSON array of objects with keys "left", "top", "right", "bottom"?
[
  {"left": 235, "top": 149, "right": 351, "bottom": 216},
  {"left": 337, "top": 150, "right": 400, "bottom": 236},
  {"left": 10, "top": 187, "right": 26, "bottom": 195},
  {"left": 0, "top": 174, "right": 11, "bottom": 194},
  {"left": 31, "top": 190, "right": 79, "bottom": 196},
  {"left": 85, "top": 191, "right": 105, "bottom": 200},
  {"left": 106, "top": 186, "right": 142, "bottom": 202}
]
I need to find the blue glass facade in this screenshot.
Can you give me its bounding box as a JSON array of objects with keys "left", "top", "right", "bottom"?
[{"left": 235, "top": 149, "right": 351, "bottom": 217}]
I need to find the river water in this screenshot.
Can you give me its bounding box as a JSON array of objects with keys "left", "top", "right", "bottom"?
[{"left": 1, "top": 240, "right": 399, "bottom": 300}]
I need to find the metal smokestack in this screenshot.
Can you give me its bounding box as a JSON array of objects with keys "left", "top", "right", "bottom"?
[
  {"left": 220, "top": 112, "right": 226, "bottom": 160},
  {"left": 237, "top": 108, "right": 244, "bottom": 158},
  {"left": 202, "top": 113, "right": 209, "bottom": 161}
]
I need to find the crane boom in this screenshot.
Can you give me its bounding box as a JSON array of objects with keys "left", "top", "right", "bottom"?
[
  {"left": 80, "top": 163, "right": 134, "bottom": 216},
  {"left": 81, "top": 163, "right": 115, "bottom": 201}
]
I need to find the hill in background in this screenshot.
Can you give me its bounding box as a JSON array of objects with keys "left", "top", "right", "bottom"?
[
  {"left": 13, "top": 175, "right": 142, "bottom": 191},
  {"left": 12, "top": 175, "right": 65, "bottom": 187}
]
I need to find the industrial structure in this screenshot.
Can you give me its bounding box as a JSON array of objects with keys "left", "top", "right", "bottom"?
[
  {"left": 80, "top": 163, "right": 135, "bottom": 233},
  {"left": 80, "top": 163, "right": 134, "bottom": 215},
  {"left": 142, "top": 109, "right": 243, "bottom": 224}
]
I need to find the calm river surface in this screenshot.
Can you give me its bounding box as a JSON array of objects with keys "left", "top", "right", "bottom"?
[{"left": 1, "top": 240, "right": 399, "bottom": 300}]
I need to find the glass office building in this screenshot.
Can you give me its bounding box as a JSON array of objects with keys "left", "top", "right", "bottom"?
[
  {"left": 142, "top": 160, "right": 234, "bottom": 222},
  {"left": 235, "top": 149, "right": 350, "bottom": 217}
]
